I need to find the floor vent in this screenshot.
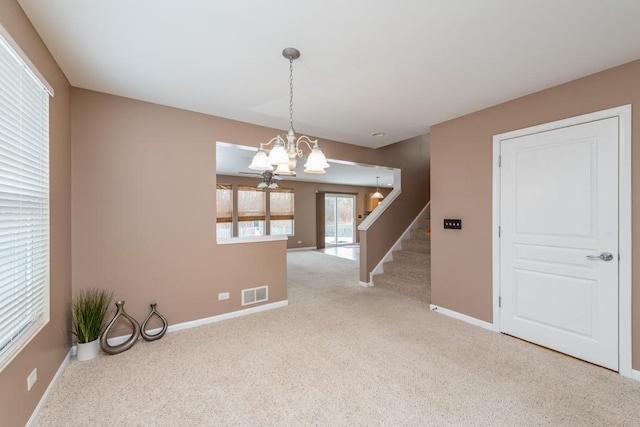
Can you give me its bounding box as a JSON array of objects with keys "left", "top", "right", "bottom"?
[{"left": 242, "top": 286, "right": 268, "bottom": 306}]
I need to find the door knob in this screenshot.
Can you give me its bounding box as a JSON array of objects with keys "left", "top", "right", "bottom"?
[{"left": 586, "top": 252, "right": 614, "bottom": 261}]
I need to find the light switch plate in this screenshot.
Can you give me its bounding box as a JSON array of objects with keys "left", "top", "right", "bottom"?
[{"left": 444, "top": 219, "right": 462, "bottom": 229}]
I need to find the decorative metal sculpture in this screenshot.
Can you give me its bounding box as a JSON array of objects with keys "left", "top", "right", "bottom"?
[
  {"left": 100, "top": 300, "right": 140, "bottom": 355},
  {"left": 141, "top": 303, "right": 168, "bottom": 341}
]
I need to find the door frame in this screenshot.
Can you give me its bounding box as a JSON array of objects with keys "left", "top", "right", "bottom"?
[
  {"left": 324, "top": 193, "right": 357, "bottom": 246},
  {"left": 492, "top": 105, "right": 632, "bottom": 377}
]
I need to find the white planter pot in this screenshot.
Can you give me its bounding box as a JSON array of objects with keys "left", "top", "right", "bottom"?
[{"left": 77, "top": 339, "right": 100, "bottom": 362}]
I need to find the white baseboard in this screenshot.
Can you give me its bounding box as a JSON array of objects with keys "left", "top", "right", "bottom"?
[
  {"left": 25, "top": 349, "right": 71, "bottom": 427},
  {"left": 73, "top": 300, "right": 289, "bottom": 352},
  {"left": 287, "top": 246, "right": 317, "bottom": 252},
  {"left": 169, "top": 300, "right": 288, "bottom": 332},
  {"left": 632, "top": 370, "right": 640, "bottom": 382},
  {"left": 429, "top": 304, "right": 497, "bottom": 332},
  {"left": 359, "top": 281, "right": 372, "bottom": 287}
]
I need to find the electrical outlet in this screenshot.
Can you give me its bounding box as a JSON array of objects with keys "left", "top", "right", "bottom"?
[
  {"left": 218, "top": 292, "right": 229, "bottom": 301},
  {"left": 297, "top": 241, "right": 302, "bottom": 244},
  {"left": 27, "top": 368, "right": 37, "bottom": 391}
]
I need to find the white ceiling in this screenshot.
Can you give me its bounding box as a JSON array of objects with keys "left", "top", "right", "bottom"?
[{"left": 17, "top": 1, "right": 640, "bottom": 149}]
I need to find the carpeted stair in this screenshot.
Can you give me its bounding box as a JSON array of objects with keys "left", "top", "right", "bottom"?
[{"left": 372, "top": 212, "right": 431, "bottom": 303}]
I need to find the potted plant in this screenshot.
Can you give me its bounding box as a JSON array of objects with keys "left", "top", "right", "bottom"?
[{"left": 72, "top": 289, "right": 113, "bottom": 361}]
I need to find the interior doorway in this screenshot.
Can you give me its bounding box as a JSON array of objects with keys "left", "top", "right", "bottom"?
[
  {"left": 492, "top": 104, "right": 632, "bottom": 377},
  {"left": 499, "top": 117, "right": 618, "bottom": 370},
  {"left": 324, "top": 194, "right": 356, "bottom": 246}
]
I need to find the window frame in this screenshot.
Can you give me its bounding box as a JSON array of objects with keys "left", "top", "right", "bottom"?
[
  {"left": 0, "top": 24, "right": 53, "bottom": 372},
  {"left": 216, "top": 184, "right": 294, "bottom": 239}
]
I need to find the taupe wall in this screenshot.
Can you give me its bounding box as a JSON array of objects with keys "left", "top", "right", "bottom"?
[
  {"left": 0, "top": 2, "right": 72, "bottom": 426},
  {"left": 217, "top": 174, "right": 387, "bottom": 249},
  {"left": 71, "top": 89, "right": 290, "bottom": 328},
  {"left": 430, "top": 60, "right": 640, "bottom": 368},
  {"left": 360, "top": 134, "right": 431, "bottom": 282}
]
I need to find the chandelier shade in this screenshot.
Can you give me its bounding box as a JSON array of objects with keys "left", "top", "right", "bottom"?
[
  {"left": 248, "top": 148, "right": 273, "bottom": 171},
  {"left": 248, "top": 48, "right": 329, "bottom": 175},
  {"left": 371, "top": 176, "right": 384, "bottom": 199},
  {"left": 274, "top": 163, "right": 296, "bottom": 176},
  {"left": 267, "top": 137, "right": 290, "bottom": 165},
  {"left": 303, "top": 145, "right": 330, "bottom": 174}
]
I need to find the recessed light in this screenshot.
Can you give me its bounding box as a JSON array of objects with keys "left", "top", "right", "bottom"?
[{"left": 372, "top": 132, "right": 385, "bottom": 138}]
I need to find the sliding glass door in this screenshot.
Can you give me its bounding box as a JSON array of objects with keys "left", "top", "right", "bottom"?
[{"left": 324, "top": 194, "right": 355, "bottom": 246}]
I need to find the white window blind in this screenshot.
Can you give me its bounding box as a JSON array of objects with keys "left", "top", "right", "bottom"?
[
  {"left": 270, "top": 188, "right": 294, "bottom": 236},
  {"left": 237, "top": 185, "right": 265, "bottom": 237},
  {"left": 0, "top": 27, "right": 51, "bottom": 371},
  {"left": 237, "top": 186, "right": 266, "bottom": 221},
  {"left": 216, "top": 184, "right": 233, "bottom": 223},
  {"left": 216, "top": 184, "right": 233, "bottom": 238}
]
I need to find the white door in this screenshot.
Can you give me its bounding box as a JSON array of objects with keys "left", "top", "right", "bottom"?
[{"left": 499, "top": 117, "right": 619, "bottom": 370}]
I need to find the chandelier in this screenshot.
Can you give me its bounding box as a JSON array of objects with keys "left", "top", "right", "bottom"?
[
  {"left": 371, "top": 176, "right": 384, "bottom": 199},
  {"left": 257, "top": 171, "right": 279, "bottom": 189},
  {"left": 249, "top": 48, "right": 330, "bottom": 175}
]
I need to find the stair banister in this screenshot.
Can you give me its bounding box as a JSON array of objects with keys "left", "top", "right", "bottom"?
[{"left": 358, "top": 169, "right": 403, "bottom": 285}]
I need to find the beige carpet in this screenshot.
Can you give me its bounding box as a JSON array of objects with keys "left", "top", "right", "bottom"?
[{"left": 36, "top": 251, "right": 640, "bottom": 426}]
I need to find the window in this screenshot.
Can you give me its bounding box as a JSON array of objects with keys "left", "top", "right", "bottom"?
[
  {"left": 0, "top": 27, "right": 53, "bottom": 371},
  {"left": 237, "top": 185, "right": 266, "bottom": 237},
  {"left": 270, "top": 188, "right": 294, "bottom": 236},
  {"left": 216, "top": 184, "right": 233, "bottom": 238},
  {"left": 215, "top": 184, "right": 294, "bottom": 239},
  {"left": 324, "top": 194, "right": 355, "bottom": 245}
]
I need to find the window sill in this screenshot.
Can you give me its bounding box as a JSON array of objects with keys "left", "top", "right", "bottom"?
[{"left": 217, "top": 235, "right": 288, "bottom": 245}]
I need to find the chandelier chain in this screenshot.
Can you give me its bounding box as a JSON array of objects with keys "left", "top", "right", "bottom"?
[
  {"left": 289, "top": 58, "right": 294, "bottom": 130},
  {"left": 248, "top": 48, "right": 329, "bottom": 175}
]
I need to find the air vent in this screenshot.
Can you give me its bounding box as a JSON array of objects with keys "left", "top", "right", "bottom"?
[{"left": 242, "top": 286, "right": 268, "bottom": 306}]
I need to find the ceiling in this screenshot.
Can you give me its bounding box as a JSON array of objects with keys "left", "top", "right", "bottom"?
[{"left": 17, "top": 1, "right": 640, "bottom": 149}]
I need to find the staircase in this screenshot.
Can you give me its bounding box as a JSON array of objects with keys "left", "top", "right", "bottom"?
[{"left": 372, "top": 210, "right": 431, "bottom": 303}]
